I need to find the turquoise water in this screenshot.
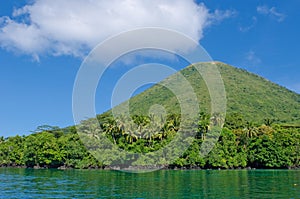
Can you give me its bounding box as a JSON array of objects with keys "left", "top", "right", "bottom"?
[{"left": 0, "top": 168, "right": 299, "bottom": 198}]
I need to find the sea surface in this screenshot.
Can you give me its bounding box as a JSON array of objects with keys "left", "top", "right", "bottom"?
[{"left": 0, "top": 168, "right": 299, "bottom": 198}]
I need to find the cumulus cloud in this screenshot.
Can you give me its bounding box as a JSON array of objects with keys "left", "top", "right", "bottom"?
[
  {"left": 257, "top": 5, "right": 286, "bottom": 22},
  {"left": 0, "top": 0, "right": 233, "bottom": 59}
]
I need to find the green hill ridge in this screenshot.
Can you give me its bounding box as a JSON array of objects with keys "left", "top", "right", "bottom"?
[{"left": 120, "top": 62, "right": 300, "bottom": 125}]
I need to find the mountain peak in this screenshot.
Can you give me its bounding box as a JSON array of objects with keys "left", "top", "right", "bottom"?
[{"left": 120, "top": 62, "right": 300, "bottom": 124}]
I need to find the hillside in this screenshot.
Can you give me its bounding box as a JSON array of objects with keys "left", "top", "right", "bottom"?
[
  {"left": 1, "top": 62, "right": 300, "bottom": 169},
  {"left": 119, "top": 62, "right": 300, "bottom": 124}
]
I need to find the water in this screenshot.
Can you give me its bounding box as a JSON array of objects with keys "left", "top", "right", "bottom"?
[{"left": 0, "top": 168, "right": 299, "bottom": 199}]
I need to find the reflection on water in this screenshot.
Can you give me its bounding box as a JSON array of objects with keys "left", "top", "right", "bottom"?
[{"left": 0, "top": 169, "right": 299, "bottom": 198}]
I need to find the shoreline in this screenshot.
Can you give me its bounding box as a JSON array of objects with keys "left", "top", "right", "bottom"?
[{"left": 1, "top": 165, "right": 299, "bottom": 171}]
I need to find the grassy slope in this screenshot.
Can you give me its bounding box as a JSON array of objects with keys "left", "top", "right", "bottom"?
[{"left": 117, "top": 62, "right": 300, "bottom": 124}]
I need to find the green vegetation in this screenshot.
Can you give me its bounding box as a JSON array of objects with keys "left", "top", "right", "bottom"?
[
  {"left": 0, "top": 62, "right": 299, "bottom": 169},
  {"left": 127, "top": 62, "right": 300, "bottom": 124},
  {"left": 0, "top": 126, "right": 102, "bottom": 169},
  {"left": 0, "top": 114, "right": 299, "bottom": 169}
]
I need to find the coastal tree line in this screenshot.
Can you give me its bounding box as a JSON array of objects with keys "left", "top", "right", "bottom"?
[{"left": 0, "top": 113, "right": 299, "bottom": 169}]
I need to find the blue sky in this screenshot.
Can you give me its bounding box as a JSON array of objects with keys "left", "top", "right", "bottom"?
[{"left": 0, "top": 0, "right": 299, "bottom": 137}]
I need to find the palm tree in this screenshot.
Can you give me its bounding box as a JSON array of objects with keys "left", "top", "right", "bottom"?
[
  {"left": 243, "top": 122, "right": 258, "bottom": 139},
  {"left": 121, "top": 118, "right": 139, "bottom": 144},
  {"left": 132, "top": 115, "right": 150, "bottom": 139},
  {"left": 102, "top": 117, "right": 119, "bottom": 144},
  {"left": 77, "top": 118, "right": 101, "bottom": 140},
  {"left": 211, "top": 112, "right": 224, "bottom": 127},
  {"left": 167, "top": 114, "right": 180, "bottom": 132},
  {"left": 264, "top": 118, "right": 274, "bottom": 126},
  {"left": 147, "top": 114, "right": 166, "bottom": 143},
  {"left": 198, "top": 112, "right": 210, "bottom": 140}
]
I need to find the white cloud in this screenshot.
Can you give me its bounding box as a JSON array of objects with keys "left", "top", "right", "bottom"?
[
  {"left": 239, "top": 16, "right": 257, "bottom": 32},
  {"left": 246, "top": 50, "right": 261, "bottom": 65},
  {"left": 208, "top": 9, "right": 237, "bottom": 24},
  {"left": 257, "top": 5, "right": 286, "bottom": 22},
  {"left": 0, "top": 0, "right": 233, "bottom": 60}
]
